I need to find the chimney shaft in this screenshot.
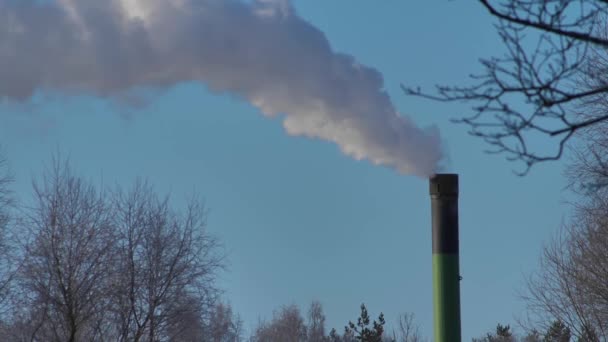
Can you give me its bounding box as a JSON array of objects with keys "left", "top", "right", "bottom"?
[{"left": 429, "top": 173, "right": 461, "bottom": 342}]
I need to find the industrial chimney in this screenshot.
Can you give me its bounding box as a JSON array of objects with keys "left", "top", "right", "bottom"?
[{"left": 429, "top": 173, "right": 461, "bottom": 342}]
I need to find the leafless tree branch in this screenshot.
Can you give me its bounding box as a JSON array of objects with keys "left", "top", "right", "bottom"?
[{"left": 403, "top": 0, "right": 608, "bottom": 174}]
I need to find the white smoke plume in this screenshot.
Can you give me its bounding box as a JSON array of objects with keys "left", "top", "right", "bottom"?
[{"left": 0, "top": 0, "right": 442, "bottom": 176}]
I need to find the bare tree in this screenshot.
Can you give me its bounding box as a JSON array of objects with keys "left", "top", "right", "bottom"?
[
  {"left": 108, "top": 181, "right": 224, "bottom": 342},
  {"left": 0, "top": 152, "right": 15, "bottom": 312},
  {"left": 522, "top": 193, "right": 608, "bottom": 340},
  {"left": 164, "top": 291, "right": 206, "bottom": 342},
  {"left": 565, "top": 26, "right": 608, "bottom": 193},
  {"left": 0, "top": 156, "right": 229, "bottom": 341},
  {"left": 517, "top": 41, "right": 608, "bottom": 337},
  {"left": 0, "top": 153, "right": 11, "bottom": 238},
  {"left": 403, "top": 0, "right": 608, "bottom": 174},
  {"left": 307, "top": 301, "right": 327, "bottom": 342},
  {"left": 202, "top": 301, "right": 243, "bottom": 342},
  {"left": 16, "top": 158, "right": 115, "bottom": 342},
  {"left": 0, "top": 152, "right": 21, "bottom": 339},
  {"left": 392, "top": 313, "right": 423, "bottom": 342},
  {"left": 166, "top": 297, "right": 244, "bottom": 342},
  {"left": 251, "top": 304, "right": 308, "bottom": 342}
]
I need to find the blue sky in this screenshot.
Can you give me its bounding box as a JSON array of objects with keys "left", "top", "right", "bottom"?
[{"left": 0, "top": 1, "right": 570, "bottom": 339}]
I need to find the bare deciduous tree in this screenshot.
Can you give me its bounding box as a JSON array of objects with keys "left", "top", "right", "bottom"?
[
  {"left": 403, "top": 0, "right": 608, "bottom": 174},
  {"left": 203, "top": 301, "right": 243, "bottom": 342},
  {"left": 518, "top": 35, "right": 608, "bottom": 336},
  {"left": 252, "top": 304, "right": 308, "bottom": 342},
  {"left": 392, "top": 313, "right": 423, "bottom": 342},
  {"left": 522, "top": 194, "right": 608, "bottom": 340},
  {"left": 0, "top": 153, "right": 15, "bottom": 312},
  {"left": 0, "top": 151, "right": 234, "bottom": 342},
  {"left": 566, "top": 27, "right": 608, "bottom": 193},
  {"left": 108, "top": 180, "right": 224, "bottom": 342},
  {"left": 17, "top": 159, "right": 115, "bottom": 342},
  {"left": 307, "top": 301, "right": 326, "bottom": 342},
  {"left": 0, "top": 153, "right": 11, "bottom": 237},
  {"left": 164, "top": 291, "right": 206, "bottom": 342}
]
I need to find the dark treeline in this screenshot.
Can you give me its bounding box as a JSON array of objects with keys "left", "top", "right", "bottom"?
[{"left": 249, "top": 302, "right": 421, "bottom": 342}]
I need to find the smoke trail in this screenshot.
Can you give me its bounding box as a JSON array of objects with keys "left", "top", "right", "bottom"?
[{"left": 0, "top": 0, "right": 442, "bottom": 176}]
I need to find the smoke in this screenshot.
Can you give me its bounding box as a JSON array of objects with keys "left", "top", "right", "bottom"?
[{"left": 0, "top": 0, "right": 442, "bottom": 176}]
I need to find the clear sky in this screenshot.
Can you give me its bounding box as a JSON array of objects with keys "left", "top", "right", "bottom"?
[{"left": 0, "top": 1, "right": 570, "bottom": 340}]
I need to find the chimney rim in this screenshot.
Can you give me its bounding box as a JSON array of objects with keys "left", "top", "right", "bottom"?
[{"left": 429, "top": 173, "right": 459, "bottom": 196}]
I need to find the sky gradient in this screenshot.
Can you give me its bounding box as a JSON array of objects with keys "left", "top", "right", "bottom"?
[{"left": 0, "top": 1, "right": 570, "bottom": 339}]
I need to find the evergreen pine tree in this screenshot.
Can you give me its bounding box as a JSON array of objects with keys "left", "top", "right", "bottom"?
[
  {"left": 344, "top": 304, "right": 386, "bottom": 342},
  {"left": 544, "top": 321, "right": 571, "bottom": 342}
]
